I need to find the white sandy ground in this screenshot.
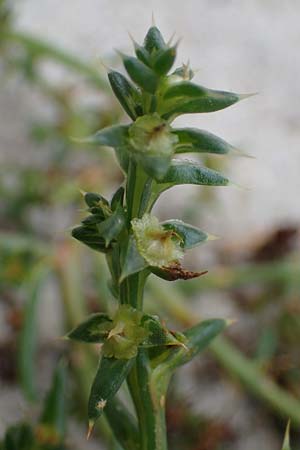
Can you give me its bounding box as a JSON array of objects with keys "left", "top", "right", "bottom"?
[{"left": 1, "top": 1, "right": 300, "bottom": 449}]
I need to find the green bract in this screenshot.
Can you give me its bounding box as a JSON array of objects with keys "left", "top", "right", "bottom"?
[{"left": 70, "top": 23, "right": 252, "bottom": 446}]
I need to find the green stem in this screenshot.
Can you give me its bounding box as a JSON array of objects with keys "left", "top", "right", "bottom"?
[
  {"left": 124, "top": 161, "right": 168, "bottom": 449},
  {"left": 127, "top": 350, "right": 168, "bottom": 450}
]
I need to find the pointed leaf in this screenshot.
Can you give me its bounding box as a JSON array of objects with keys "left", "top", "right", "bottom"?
[
  {"left": 159, "top": 81, "right": 248, "bottom": 120},
  {"left": 108, "top": 71, "right": 143, "bottom": 119},
  {"left": 173, "top": 128, "right": 236, "bottom": 155},
  {"left": 282, "top": 421, "right": 291, "bottom": 450},
  {"left": 133, "top": 40, "right": 151, "bottom": 67},
  {"left": 122, "top": 54, "right": 159, "bottom": 94},
  {"left": 39, "top": 360, "right": 67, "bottom": 440},
  {"left": 162, "top": 219, "right": 212, "bottom": 249},
  {"left": 84, "top": 192, "right": 109, "bottom": 208},
  {"left": 82, "top": 214, "right": 105, "bottom": 226},
  {"left": 184, "top": 319, "right": 227, "bottom": 361},
  {"left": 151, "top": 319, "right": 226, "bottom": 371},
  {"left": 158, "top": 159, "right": 229, "bottom": 187},
  {"left": 144, "top": 26, "right": 166, "bottom": 53},
  {"left": 120, "top": 236, "right": 149, "bottom": 282},
  {"left": 67, "top": 313, "right": 112, "bottom": 343},
  {"left": 88, "top": 356, "right": 135, "bottom": 426},
  {"left": 141, "top": 314, "right": 187, "bottom": 348},
  {"left": 153, "top": 46, "right": 177, "bottom": 76},
  {"left": 80, "top": 125, "right": 129, "bottom": 149}
]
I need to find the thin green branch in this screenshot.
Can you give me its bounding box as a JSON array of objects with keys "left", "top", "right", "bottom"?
[
  {"left": 148, "top": 278, "right": 300, "bottom": 427},
  {"left": 1, "top": 30, "right": 108, "bottom": 89}
]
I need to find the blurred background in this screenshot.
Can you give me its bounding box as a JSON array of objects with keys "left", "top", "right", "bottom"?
[{"left": 1, "top": 1, "right": 300, "bottom": 449}]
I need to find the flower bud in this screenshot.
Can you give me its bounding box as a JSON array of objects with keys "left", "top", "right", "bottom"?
[
  {"left": 131, "top": 214, "right": 183, "bottom": 267},
  {"left": 129, "top": 113, "right": 178, "bottom": 158},
  {"left": 103, "top": 305, "right": 148, "bottom": 359}
]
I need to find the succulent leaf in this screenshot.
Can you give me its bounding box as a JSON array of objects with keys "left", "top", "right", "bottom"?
[
  {"left": 173, "top": 127, "right": 236, "bottom": 155},
  {"left": 158, "top": 159, "right": 229, "bottom": 187},
  {"left": 121, "top": 54, "right": 159, "bottom": 94},
  {"left": 159, "top": 81, "right": 248, "bottom": 120},
  {"left": 88, "top": 356, "right": 135, "bottom": 428},
  {"left": 108, "top": 71, "right": 143, "bottom": 119},
  {"left": 143, "top": 26, "right": 166, "bottom": 53},
  {"left": 152, "top": 45, "right": 177, "bottom": 76}
]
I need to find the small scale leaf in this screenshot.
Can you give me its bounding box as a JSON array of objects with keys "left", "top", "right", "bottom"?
[
  {"left": 96, "top": 205, "right": 126, "bottom": 247},
  {"left": 172, "top": 63, "right": 194, "bottom": 81},
  {"left": 133, "top": 40, "right": 151, "bottom": 66},
  {"left": 162, "top": 220, "right": 211, "bottom": 249},
  {"left": 71, "top": 225, "right": 108, "bottom": 253},
  {"left": 121, "top": 54, "right": 159, "bottom": 94},
  {"left": 82, "top": 214, "right": 104, "bottom": 226},
  {"left": 158, "top": 159, "right": 229, "bottom": 187},
  {"left": 111, "top": 186, "right": 125, "bottom": 210},
  {"left": 88, "top": 356, "right": 135, "bottom": 426},
  {"left": 67, "top": 313, "right": 112, "bottom": 343},
  {"left": 159, "top": 81, "right": 249, "bottom": 120},
  {"left": 120, "top": 236, "right": 149, "bottom": 282},
  {"left": 173, "top": 128, "right": 236, "bottom": 155},
  {"left": 108, "top": 71, "right": 143, "bottom": 119},
  {"left": 144, "top": 26, "right": 166, "bottom": 53}
]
